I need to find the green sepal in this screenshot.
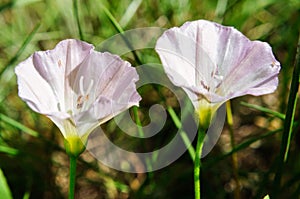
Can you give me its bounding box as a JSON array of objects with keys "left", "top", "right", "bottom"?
[{"left": 64, "top": 137, "right": 86, "bottom": 158}]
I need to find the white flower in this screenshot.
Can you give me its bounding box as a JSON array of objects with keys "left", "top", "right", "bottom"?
[
  {"left": 15, "top": 39, "right": 141, "bottom": 155},
  {"left": 155, "top": 20, "right": 280, "bottom": 128}
]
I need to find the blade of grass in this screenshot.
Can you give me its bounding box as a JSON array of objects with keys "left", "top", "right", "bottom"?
[
  {"left": 119, "top": 0, "right": 142, "bottom": 28},
  {"left": 100, "top": 4, "right": 142, "bottom": 65},
  {"left": 167, "top": 106, "right": 196, "bottom": 160},
  {"left": 132, "top": 106, "right": 144, "bottom": 137},
  {"left": 226, "top": 101, "right": 241, "bottom": 199},
  {"left": 73, "top": 0, "right": 84, "bottom": 40},
  {"left": 240, "top": 101, "right": 285, "bottom": 120},
  {"left": 22, "top": 191, "right": 31, "bottom": 199},
  {"left": 0, "top": 145, "right": 19, "bottom": 155},
  {"left": 0, "top": 169, "right": 13, "bottom": 199},
  {"left": 272, "top": 32, "right": 300, "bottom": 197},
  {"left": 203, "top": 128, "right": 282, "bottom": 169},
  {"left": 100, "top": 4, "right": 124, "bottom": 34},
  {"left": 0, "top": 113, "right": 39, "bottom": 137},
  {"left": 214, "top": 0, "right": 228, "bottom": 22},
  {"left": 255, "top": 126, "right": 299, "bottom": 198},
  {"left": 0, "top": 22, "right": 40, "bottom": 78}
]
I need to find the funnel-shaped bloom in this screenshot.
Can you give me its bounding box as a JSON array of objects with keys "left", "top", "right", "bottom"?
[
  {"left": 155, "top": 20, "right": 280, "bottom": 128},
  {"left": 15, "top": 39, "right": 141, "bottom": 154}
]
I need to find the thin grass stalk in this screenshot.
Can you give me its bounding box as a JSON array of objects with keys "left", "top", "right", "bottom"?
[
  {"left": 272, "top": 32, "right": 300, "bottom": 197},
  {"left": 0, "top": 23, "right": 40, "bottom": 77},
  {"left": 167, "top": 106, "right": 196, "bottom": 160},
  {"left": 73, "top": 0, "right": 84, "bottom": 40},
  {"left": 226, "top": 101, "right": 241, "bottom": 199}
]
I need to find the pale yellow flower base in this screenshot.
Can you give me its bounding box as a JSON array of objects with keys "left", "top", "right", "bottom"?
[{"left": 64, "top": 137, "right": 86, "bottom": 157}]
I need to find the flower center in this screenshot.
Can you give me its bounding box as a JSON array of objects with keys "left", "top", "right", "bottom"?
[
  {"left": 76, "top": 76, "right": 94, "bottom": 111},
  {"left": 199, "top": 70, "right": 223, "bottom": 94}
]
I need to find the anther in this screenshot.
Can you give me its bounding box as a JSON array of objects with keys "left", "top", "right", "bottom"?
[
  {"left": 77, "top": 76, "right": 94, "bottom": 110},
  {"left": 58, "top": 60, "right": 62, "bottom": 67}
]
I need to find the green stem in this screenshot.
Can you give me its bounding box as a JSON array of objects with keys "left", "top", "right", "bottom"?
[
  {"left": 194, "top": 128, "right": 205, "bottom": 199},
  {"left": 69, "top": 155, "right": 77, "bottom": 199}
]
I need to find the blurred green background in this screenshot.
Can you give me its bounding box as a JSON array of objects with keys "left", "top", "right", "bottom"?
[{"left": 0, "top": 0, "right": 299, "bottom": 198}]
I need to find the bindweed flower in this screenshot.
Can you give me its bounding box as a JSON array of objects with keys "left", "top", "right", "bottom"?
[
  {"left": 155, "top": 20, "right": 280, "bottom": 129},
  {"left": 15, "top": 39, "right": 141, "bottom": 156}
]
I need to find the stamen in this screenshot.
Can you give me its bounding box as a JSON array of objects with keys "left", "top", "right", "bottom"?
[
  {"left": 76, "top": 76, "right": 94, "bottom": 110},
  {"left": 214, "top": 74, "right": 223, "bottom": 89},
  {"left": 200, "top": 80, "right": 210, "bottom": 91},
  {"left": 86, "top": 79, "right": 94, "bottom": 94},
  {"left": 58, "top": 60, "right": 62, "bottom": 67},
  {"left": 79, "top": 76, "right": 85, "bottom": 95},
  {"left": 77, "top": 95, "right": 84, "bottom": 109}
]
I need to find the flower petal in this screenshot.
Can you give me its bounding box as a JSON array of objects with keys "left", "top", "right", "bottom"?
[
  {"left": 155, "top": 20, "right": 221, "bottom": 102},
  {"left": 155, "top": 19, "right": 280, "bottom": 106},
  {"left": 222, "top": 41, "right": 280, "bottom": 98},
  {"left": 75, "top": 96, "right": 139, "bottom": 137},
  {"left": 70, "top": 51, "right": 141, "bottom": 126},
  {"left": 32, "top": 39, "right": 94, "bottom": 111},
  {"left": 155, "top": 26, "right": 199, "bottom": 89},
  {"left": 15, "top": 54, "right": 59, "bottom": 114}
]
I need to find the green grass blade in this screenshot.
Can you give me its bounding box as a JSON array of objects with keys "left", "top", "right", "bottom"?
[
  {"left": 0, "top": 145, "right": 19, "bottom": 155},
  {"left": 0, "top": 169, "right": 13, "bottom": 199},
  {"left": 132, "top": 106, "right": 144, "bottom": 137},
  {"left": 240, "top": 101, "right": 285, "bottom": 120},
  {"left": 22, "top": 191, "right": 31, "bottom": 199},
  {"left": 100, "top": 4, "right": 124, "bottom": 34},
  {"left": 214, "top": 0, "right": 228, "bottom": 22},
  {"left": 100, "top": 4, "right": 142, "bottom": 65},
  {"left": 167, "top": 106, "right": 196, "bottom": 161},
  {"left": 119, "top": 0, "right": 142, "bottom": 28},
  {"left": 203, "top": 128, "right": 282, "bottom": 169},
  {"left": 272, "top": 32, "right": 300, "bottom": 197},
  {"left": 73, "top": 0, "right": 84, "bottom": 40},
  {"left": 0, "top": 22, "right": 40, "bottom": 77},
  {"left": 0, "top": 113, "right": 39, "bottom": 137}
]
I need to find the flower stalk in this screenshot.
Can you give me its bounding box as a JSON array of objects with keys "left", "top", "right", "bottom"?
[
  {"left": 194, "top": 127, "right": 205, "bottom": 199},
  {"left": 64, "top": 137, "right": 85, "bottom": 199},
  {"left": 15, "top": 39, "right": 141, "bottom": 199},
  {"left": 69, "top": 155, "right": 77, "bottom": 199},
  {"left": 155, "top": 19, "right": 281, "bottom": 199}
]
